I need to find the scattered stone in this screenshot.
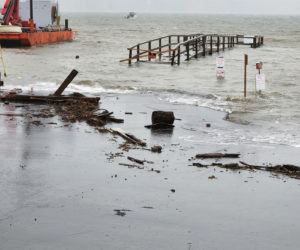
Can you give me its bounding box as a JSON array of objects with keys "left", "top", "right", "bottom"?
[
  {"left": 114, "top": 209, "right": 131, "bottom": 217},
  {"left": 151, "top": 145, "right": 162, "bottom": 153},
  {"left": 208, "top": 175, "right": 217, "bottom": 179},
  {"left": 32, "top": 120, "right": 42, "bottom": 126}
]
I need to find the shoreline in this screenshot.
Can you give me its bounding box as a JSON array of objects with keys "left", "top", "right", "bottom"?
[{"left": 0, "top": 92, "right": 300, "bottom": 249}]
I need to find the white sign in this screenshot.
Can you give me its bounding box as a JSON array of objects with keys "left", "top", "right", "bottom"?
[
  {"left": 217, "top": 69, "right": 225, "bottom": 78},
  {"left": 216, "top": 56, "right": 225, "bottom": 68},
  {"left": 216, "top": 56, "right": 225, "bottom": 78},
  {"left": 256, "top": 74, "right": 266, "bottom": 91},
  {"left": 244, "top": 36, "right": 254, "bottom": 44}
]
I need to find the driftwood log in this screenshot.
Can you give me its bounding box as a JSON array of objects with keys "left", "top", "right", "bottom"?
[{"left": 196, "top": 153, "right": 240, "bottom": 159}]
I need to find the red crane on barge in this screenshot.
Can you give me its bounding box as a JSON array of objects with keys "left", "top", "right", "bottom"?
[{"left": 0, "top": 0, "right": 76, "bottom": 46}]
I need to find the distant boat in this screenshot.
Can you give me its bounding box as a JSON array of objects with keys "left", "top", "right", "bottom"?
[{"left": 125, "top": 12, "right": 137, "bottom": 19}]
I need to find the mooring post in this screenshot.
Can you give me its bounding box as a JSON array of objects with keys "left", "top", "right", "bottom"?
[
  {"left": 232, "top": 37, "right": 234, "bottom": 47},
  {"left": 137, "top": 45, "right": 140, "bottom": 62},
  {"left": 186, "top": 43, "right": 190, "bottom": 61},
  {"left": 177, "top": 46, "right": 181, "bottom": 65},
  {"left": 217, "top": 36, "right": 220, "bottom": 52},
  {"left": 177, "top": 36, "right": 180, "bottom": 43},
  {"left": 228, "top": 36, "right": 230, "bottom": 48},
  {"left": 244, "top": 54, "right": 248, "bottom": 97},
  {"left": 128, "top": 49, "right": 132, "bottom": 65},
  {"left": 202, "top": 36, "right": 206, "bottom": 56},
  {"left": 261, "top": 37, "right": 264, "bottom": 45},
  {"left": 222, "top": 36, "right": 225, "bottom": 51}
]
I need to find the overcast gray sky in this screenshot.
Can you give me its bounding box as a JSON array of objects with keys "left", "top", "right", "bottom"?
[
  {"left": 57, "top": 0, "right": 300, "bottom": 14},
  {"left": 1, "top": 0, "right": 299, "bottom": 15}
]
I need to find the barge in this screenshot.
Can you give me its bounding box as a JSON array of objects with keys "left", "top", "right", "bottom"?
[{"left": 0, "top": 0, "right": 76, "bottom": 46}]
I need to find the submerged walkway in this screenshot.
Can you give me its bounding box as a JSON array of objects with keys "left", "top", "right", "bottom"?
[{"left": 121, "top": 34, "right": 264, "bottom": 66}]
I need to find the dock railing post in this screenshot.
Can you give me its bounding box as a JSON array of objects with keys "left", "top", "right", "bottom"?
[
  {"left": 148, "top": 42, "right": 151, "bottom": 61},
  {"left": 159, "top": 39, "right": 162, "bottom": 60},
  {"left": 202, "top": 36, "right": 206, "bottom": 56},
  {"left": 222, "top": 36, "right": 225, "bottom": 51},
  {"left": 137, "top": 45, "right": 140, "bottom": 62},
  {"left": 177, "top": 46, "right": 181, "bottom": 65},
  {"left": 129, "top": 49, "right": 132, "bottom": 66},
  {"left": 209, "top": 35, "right": 213, "bottom": 55},
  {"left": 171, "top": 49, "right": 176, "bottom": 66},
  {"left": 253, "top": 37, "right": 257, "bottom": 48},
  {"left": 195, "top": 39, "right": 198, "bottom": 58},
  {"left": 169, "top": 36, "right": 172, "bottom": 57}
]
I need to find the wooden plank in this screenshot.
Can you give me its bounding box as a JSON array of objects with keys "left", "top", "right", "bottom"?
[
  {"left": 54, "top": 69, "right": 78, "bottom": 96},
  {"left": 0, "top": 94, "right": 100, "bottom": 104}
]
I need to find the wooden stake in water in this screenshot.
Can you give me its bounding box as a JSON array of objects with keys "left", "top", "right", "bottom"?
[
  {"left": 244, "top": 54, "right": 248, "bottom": 97},
  {"left": 0, "top": 44, "right": 7, "bottom": 77}
]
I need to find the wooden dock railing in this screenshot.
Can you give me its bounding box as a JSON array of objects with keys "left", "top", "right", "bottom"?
[{"left": 120, "top": 34, "right": 264, "bottom": 66}]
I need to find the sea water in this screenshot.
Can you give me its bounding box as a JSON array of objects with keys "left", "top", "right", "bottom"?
[{"left": 2, "top": 13, "right": 300, "bottom": 148}]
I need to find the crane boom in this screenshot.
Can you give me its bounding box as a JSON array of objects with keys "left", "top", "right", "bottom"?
[{"left": 1, "top": 0, "right": 20, "bottom": 25}]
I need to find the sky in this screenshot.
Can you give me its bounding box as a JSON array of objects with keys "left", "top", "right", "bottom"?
[
  {"left": 59, "top": 0, "right": 300, "bottom": 14},
  {"left": 0, "top": 0, "right": 299, "bottom": 15}
]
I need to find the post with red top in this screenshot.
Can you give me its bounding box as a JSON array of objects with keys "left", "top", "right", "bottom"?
[
  {"left": 256, "top": 61, "right": 263, "bottom": 74},
  {"left": 244, "top": 54, "right": 248, "bottom": 98}
]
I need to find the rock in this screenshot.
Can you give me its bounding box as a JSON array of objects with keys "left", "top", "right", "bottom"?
[{"left": 151, "top": 145, "right": 162, "bottom": 153}]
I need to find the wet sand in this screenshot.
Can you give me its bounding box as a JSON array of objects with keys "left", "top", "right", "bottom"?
[{"left": 0, "top": 93, "right": 300, "bottom": 250}]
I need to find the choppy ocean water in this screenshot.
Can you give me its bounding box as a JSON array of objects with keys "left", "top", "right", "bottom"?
[{"left": 2, "top": 13, "right": 300, "bottom": 148}]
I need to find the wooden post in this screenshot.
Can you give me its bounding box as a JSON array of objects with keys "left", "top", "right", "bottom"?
[
  {"left": 128, "top": 49, "right": 132, "bottom": 65},
  {"left": 148, "top": 42, "right": 151, "bottom": 61},
  {"left": 222, "top": 36, "right": 225, "bottom": 51},
  {"left": 169, "top": 36, "right": 172, "bottom": 57},
  {"left": 253, "top": 37, "right": 257, "bottom": 48},
  {"left": 217, "top": 36, "right": 220, "bottom": 52},
  {"left": 209, "top": 36, "right": 213, "bottom": 55},
  {"left": 137, "top": 45, "right": 140, "bottom": 62},
  {"left": 177, "top": 47, "right": 181, "bottom": 65},
  {"left": 159, "top": 39, "right": 162, "bottom": 60},
  {"left": 228, "top": 36, "right": 230, "bottom": 48},
  {"left": 261, "top": 37, "right": 264, "bottom": 45},
  {"left": 171, "top": 50, "right": 176, "bottom": 66},
  {"left": 54, "top": 70, "right": 79, "bottom": 96},
  {"left": 202, "top": 36, "right": 206, "bottom": 56},
  {"left": 186, "top": 43, "right": 190, "bottom": 61},
  {"left": 244, "top": 54, "right": 248, "bottom": 98},
  {"left": 195, "top": 39, "right": 198, "bottom": 58},
  {"left": 29, "top": 0, "right": 34, "bottom": 32},
  {"left": 177, "top": 36, "right": 180, "bottom": 43}
]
